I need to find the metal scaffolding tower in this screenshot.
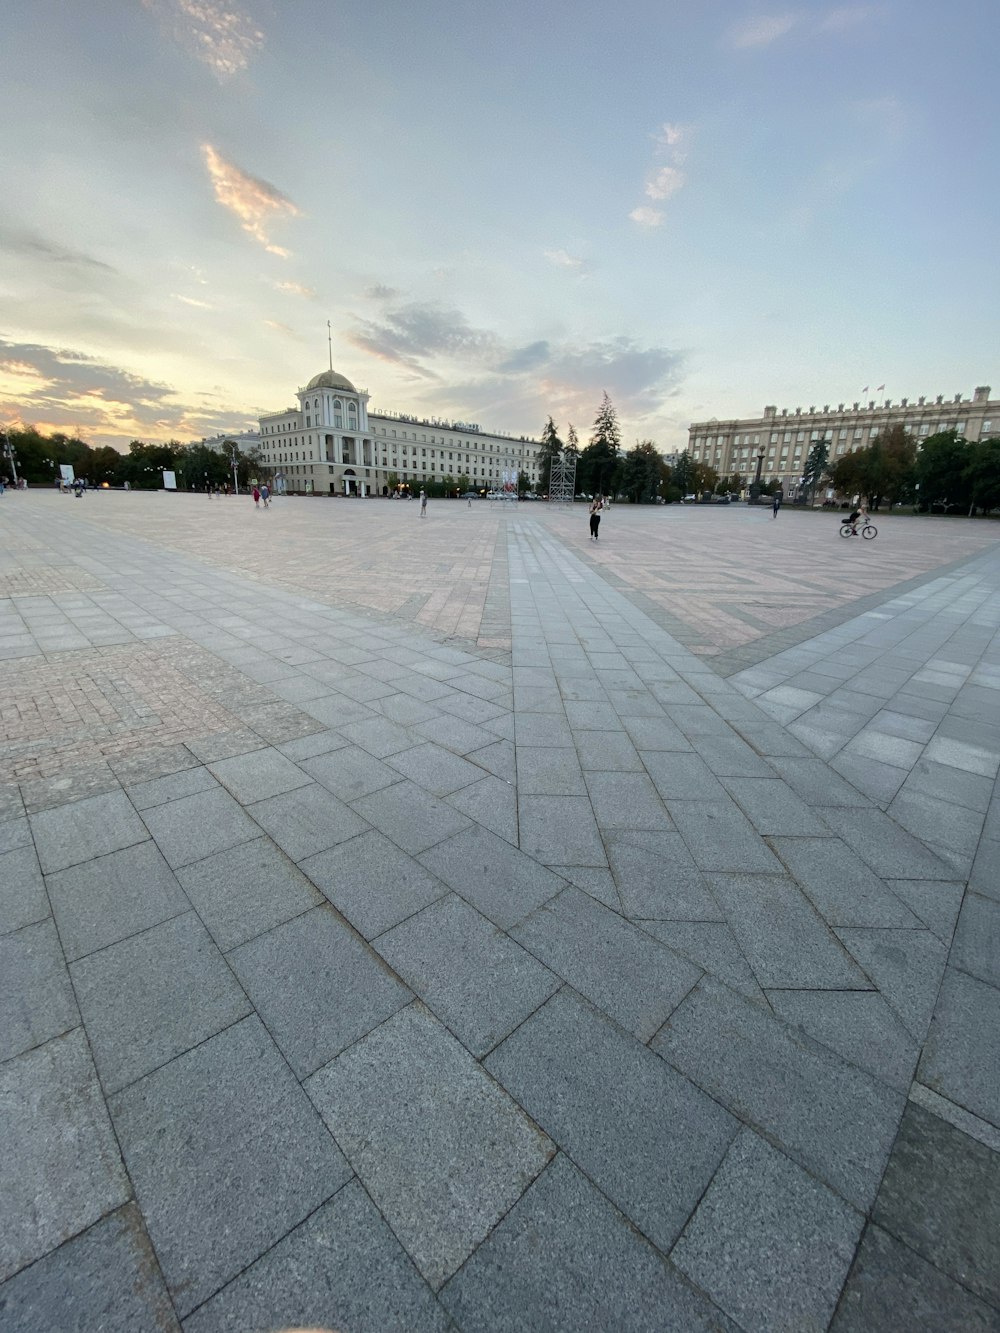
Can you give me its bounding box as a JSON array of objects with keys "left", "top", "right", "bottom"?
[{"left": 548, "top": 451, "right": 577, "bottom": 503}]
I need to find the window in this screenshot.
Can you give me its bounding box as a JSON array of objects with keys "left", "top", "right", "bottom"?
[
  {"left": 839, "top": 428, "right": 847, "bottom": 439},
  {"left": 983, "top": 420, "right": 992, "bottom": 433},
  {"left": 854, "top": 428, "right": 863, "bottom": 439},
  {"left": 796, "top": 431, "right": 805, "bottom": 442},
  {"left": 783, "top": 432, "right": 791, "bottom": 444}
]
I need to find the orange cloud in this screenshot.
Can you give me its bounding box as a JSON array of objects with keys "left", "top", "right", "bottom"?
[
  {"left": 202, "top": 143, "right": 300, "bottom": 256},
  {"left": 142, "top": 0, "right": 264, "bottom": 79}
]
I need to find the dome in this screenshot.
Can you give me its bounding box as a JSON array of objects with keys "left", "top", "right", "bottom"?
[{"left": 305, "top": 369, "right": 357, "bottom": 393}]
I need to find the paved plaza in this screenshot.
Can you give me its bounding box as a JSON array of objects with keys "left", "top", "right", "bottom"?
[{"left": 1, "top": 492, "right": 999, "bottom": 1331}]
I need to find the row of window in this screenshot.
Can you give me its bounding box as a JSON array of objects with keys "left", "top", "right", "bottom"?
[{"left": 693, "top": 418, "right": 983, "bottom": 450}]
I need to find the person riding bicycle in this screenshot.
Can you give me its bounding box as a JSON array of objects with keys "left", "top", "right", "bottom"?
[{"left": 847, "top": 503, "right": 868, "bottom": 535}]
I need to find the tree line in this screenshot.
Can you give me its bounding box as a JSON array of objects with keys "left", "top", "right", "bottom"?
[
  {"left": 1, "top": 428, "right": 266, "bottom": 491},
  {"left": 826, "top": 425, "right": 1000, "bottom": 515}
]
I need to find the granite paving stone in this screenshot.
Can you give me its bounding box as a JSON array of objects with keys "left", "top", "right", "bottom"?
[
  {"left": 831, "top": 1222, "right": 1000, "bottom": 1333},
  {"left": 439, "top": 1153, "right": 737, "bottom": 1333},
  {"left": 818, "top": 805, "right": 957, "bottom": 879},
  {"left": 0, "top": 1029, "right": 130, "bottom": 1283},
  {"left": 917, "top": 967, "right": 1000, "bottom": 1128},
  {"left": 110, "top": 1016, "right": 350, "bottom": 1318},
  {"left": 884, "top": 878, "right": 965, "bottom": 944},
  {"left": 605, "top": 830, "right": 720, "bottom": 920},
  {"left": 0, "top": 1203, "right": 179, "bottom": 1333},
  {"left": 0, "top": 846, "right": 49, "bottom": 937},
  {"left": 719, "top": 776, "right": 827, "bottom": 835},
  {"left": 306, "top": 1004, "right": 554, "bottom": 1290},
  {"left": 585, "top": 770, "right": 674, "bottom": 831},
  {"left": 872, "top": 1099, "right": 1000, "bottom": 1308},
  {"left": 374, "top": 894, "right": 559, "bottom": 1057},
  {"left": 768, "top": 989, "right": 919, "bottom": 1091},
  {"left": 465, "top": 737, "right": 516, "bottom": 783},
  {"left": 547, "top": 863, "right": 620, "bottom": 909},
  {"left": 299, "top": 743, "right": 402, "bottom": 800},
  {"left": 951, "top": 892, "right": 1000, "bottom": 989},
  {"left": 487, "top": 989, "right": 737, "bottom": 1252},
  {"left": 654, "top": 977, "right": 905, "bottom": 1210},
  {"left": 664, "top": 799, "right": 785, "bottom": 873},
  {"left": 183, "top": 1181, "right": 447, "bottom": 1333},
  {"left": 707, "top": 872, "right": 869, "bottom": 989},
  {"left": 176, "top": 836, "right": 322, "bottom": 949},
  {"left": 0, "top": 818, "right": 35, "bottom": 856},
  {"left": 770, "top": 836, "right": 922, "bottom": 928},
  {"left": 970, "top": 837, "right": 1000, "bottom": 902},
  {"left": 512, "top": 888, "right": 701, "bottom": 1040},
  {"left": 246, "top": 781, "right": 371, "bottom": 861},
  {"left": 672, "top": 1127, "right": 863, "bottom": 1333},
  {"left": 140, "top": 786, "right": 260, "bottom": 869},
  {"left": 45, "top": 840, "right": 188, "bottom": 961},
  {"left": 414, "top": 713, "right": 496, "bottom": 755},
  {"left": 419, "top": 825, "right": 565, "bottom": 928},
  {"left": 517, "top": 793, "right": 606, "bottom": 865},
  {"left": 228, "top": 904, "right": 411, "bottom": 1077},
  {"left": 302, "top": 830, "right": 447, "bottom": 937},
  {"left": 205, "top": 747, "right": 312, "bottom": 803},
  {"left": 621, "top": 714, "right": 692, "bottom": 751},
  {"left": 643, "top": 920, "right": 764, "bottom": 1001},
  {"left": 275, "top": 727, "right": 350, "bottom": 760},
  {"left": 70, "top": 911, "right": 250, "bottom": 1093},
  {"left": 836, "top": 926, "right": 947, "bottom": 1041},
  {"left": 515, "top": 746, "right": 587, "bottom": 795},
  {"left": 446, "top": 773, "right": 519, "bottom": 844},
  {"left": 29, "top": 791, "right": 148, "bottom": 875},
  {"left": 338, "top": 715, "right": 418, "bottom": 758},
  {"left": 0, "top": 920, "right": 80, "bottom": 1062},
  {"left": 352, "top": 779, "right": 471, "bottom": 852},
  {"left": 386, "top": 741, "right": 486, "bottom": 796},
  {"left": 125, "top": 764, "right": 219, "bottom": 811}
]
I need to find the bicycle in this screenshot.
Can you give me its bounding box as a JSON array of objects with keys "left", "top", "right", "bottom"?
[{"left": 839, "top": 520, "right": 877, "bottom": 539}]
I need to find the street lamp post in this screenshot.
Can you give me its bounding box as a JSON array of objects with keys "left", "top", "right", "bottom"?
[
  {"left": 748, "top": 449, "right": 765, "bottom": 501},
  {"left": 3, "top": 429, "right": 20, "bottom": 487},
  {"left": 227, "top": 442, "right": 239, "bottom": 495}
]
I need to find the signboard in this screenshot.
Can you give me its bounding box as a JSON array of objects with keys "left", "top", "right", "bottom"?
[
  {"left": 60, "top": 464, "right": 75, "bottom": 482},
  {"left": 162, "top": 470, "right": 177, "bottom": 490}
]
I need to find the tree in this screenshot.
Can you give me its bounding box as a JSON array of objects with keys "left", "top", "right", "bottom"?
[
  {"left": 914, "top": 430, "right": 971, "bottom": 512},
  {"left": 518, "top": 469, "right": 530, "bottom": 495},
  {"left": 387, "top": 471, "right": 400, "bottom": 491},
  {"left": 456, "top": 472, "right": 470, "bottom": 493},
  {"left": 829, "top": 426, "right": 915, "bottom": 509},
  {"left": 621, "top": 441, "right": 663, "bottom": 503},
  {"left": 803, "top": 439, "right": 830, "bottom": 504},
  {"left": 537, "top": 417, "right": 563, "bottom": 494},
  {"left": 671, "top": 450, "right": 694, "bottom": 494},
  {"left": 578, "top": 393, "right": 621, "bottom": 495},
  {"left": 716, "top": 473, "right": 743, "bottom": 496},
  {"left": 963, "top": 439, "right": 1000, "bottom": 515}
]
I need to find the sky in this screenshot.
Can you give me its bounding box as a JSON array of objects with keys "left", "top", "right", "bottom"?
[{"left": 1, "top": 0, "right": 998, "bottom": 454}]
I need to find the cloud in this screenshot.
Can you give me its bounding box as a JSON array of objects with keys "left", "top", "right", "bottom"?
[
  {"left": 274, "top": 279, "right": 315, "bottom": 298},
  {"left": 498, "top": 341, "right": 551, "bottom": 373},
  {"left": 264, "top": 319, "right": 297, "bottom": 336},
  {"left": 202, "top": 144, "right": 300, "bottom": 256},
  {"left": 645, "top": 166, "right": 685, "bottom": 201},
  {"left": 365, "top": 284, "right": 400, "bottom": 301},
  {"left": 173, "top": 294, "right": 213, "bottom": 308},
  {"left": 543, "top": 249, "right": 585, "bottom": 270},
  {"left": 629, "top": 205, "right": 665, "bottom": 228},
  {"left": 0, "top": 226, "right": 115, "bottom": 271},
  {"left": 727, "top": 13, "right": 797, "bottom": 48},
  {"left": 141, "top": 0, "right": 264, "bottom": 79},
  {"left": 347, "top": 302, "right": 500, "bottom": 374},
  {"left": 819, "top": 5, "right": 880, "bottom": 32}
]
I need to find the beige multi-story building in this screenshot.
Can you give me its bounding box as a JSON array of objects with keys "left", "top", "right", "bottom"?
[
  {"left": 259, "top": 368, "right": 541, "bottom": 496},
  {"left": 688, "top": 385, "right": 997, "bottom": 494}
]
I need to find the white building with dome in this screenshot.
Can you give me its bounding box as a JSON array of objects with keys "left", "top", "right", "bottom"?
[{"left": 258, "top": 368, "right": 542, "bottom": 496}]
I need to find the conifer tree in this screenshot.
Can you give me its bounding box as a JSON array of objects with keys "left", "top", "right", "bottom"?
[
  {"left": 578, "top": 393, "right": 621, "bottom": 495},
  {"left": 537, "top": 416, "right": 563, "bottom": 493}
]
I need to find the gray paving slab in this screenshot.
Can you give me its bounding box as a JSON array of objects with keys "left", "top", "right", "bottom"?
[
  {"left": 917, "top": 966, "right": 1000, "bottom": 1128},
  {"left": 302, "top": 830, "right": 447, "bottom": 938},
  {"left": 770, "top": 835, "right": 923, "bottom": 928},
  {"left": 338, "top": 714, "right": 419, "bottom": 758},
  {"left": 605, "top": 829, "right": 720, "bottom": 920},
  {"left": 352, "top": 779, "right": 470, "bottom": 852},
  {"left": 836, "top": 926, "right": 947, "bottom": 1041},
  {"left": 903, "top": 758, "right": 995, "bottom": 812},
  {"left": 415, "top": 713, "right": 497, "bottom": 755},
  {"left": 446, "top": 774, "right": 519, "bottom": 844},
  {"left": 719, "top": 776, "right": 827, "bottom": 835},
  {"left": 513, "top": 712, "right": 574, "bottom": 747},
  {"left": 440, "top": 1152, "right": 737, "bottom": 1333},
  {"left": 300, "top": 743, "right": 402, "bottom": 800},
  {"left": 643, "top": 920, "right": 764, "bottom": 1001},
  {"left": 276, "top": 727, "right": 350, "bottom": 760},
  {"left": 374, "top": 894, "right": 559, "bottom": 1057},
  {"left": 0, "top": 816, "right": 31, "bottom": 856},
  {"left": 110, "top": 1016, "right": 350, "bottom": 1318},
  {"left": 184, "top": 730, "right": 269, "bottom": 763},
  {"left": 418, "top": 824, "right": 565, "bottom": 929},
  {"left": 664, "top": 799, "right": 785, "bottom": 873},
  {"left": 466, "top": 737, "right": 516, "bottom": 782},
  {"left": 516, "top": 746, "right": 587, "bottom": 795},
  {"left": 951, "top": 892, "right": 1000, "bottom": 989},
  {"left": 70, "top": 911, "right": 250, "bottom": 1094},
  {"left": 141, "top": 786, "right": 260, "bottom": 869},
  {"left": 708, "top": 872, "right": 869, "bottom": 989},
  {"left": 306, "top": 1004, "right": 553, "bottom": 1289},
  {"left": 246, "top": 781, "right": 370, "bottom": 861},
  {"left": 183, "top": 1180, "right": 446, "bottom": 1333},
  {"left": 883, "top": 877, "right": 965, "bottom": 946},
  {"left": 0, "top": 846, "right": 48, "bottom": 937},
  {"left": 548, "top": 862, "right": 620, "bottom": 908},
  {"left": 654, "top": 977, "right": 905, "bottom": 1210},
  {"left": 0, "top": 1029, "right": 129, "bottom": 1282},
  {"left": 46, "top": 840, "right": 189, "bottom": 961},
  {"left": 487, "top": 988, "right": 736, "bottom": 1251},
  {"left": 889, "top": 789, "right": 985, "bottom": 864},
  {"left": 0, "top": 919, "right": 79, "bottom": 1062},
  {"left": 621, "top": 714, "right": 692, "bottom": 751},
  {"left": 125, "top": 765, "right": 219, "bottom": 811},
  {"left": 512, "top": 887, "right": 701, "bottom": 1040},
  {"left": 517, "top": 793, "right": 606, "bottom": 865},
  {"left": 768, "top": 989, "right": 918, "bottom": 1091},
  {"left": 386, "top": 741, "right": 486, "bottom": 796},
  {"left": 205, "top": 747, "right": 312, "bottom": 804},
  {"left": 584, "top": 770, "right": 674, "bottom": 831},
  {"left": 29, "top": 791, "right": 148, "bottom": 875},
  {"left": 817, "top": 805, "right": 957, "bottom": 879},
  {"left": 0, "top": 1202, "right": 179, "bottom": 1333},
  {"left": 873, "top": 1099, "right": 1000, "bottom": 1308},
  {"left": 831, "top": 1221, "right": 1000, "bottom": 1333},
  {"left": 228, "top": 904, "right": 411, "bottom": 1077},
  {"left": 673, "top": 1127, "right": 862, "bottom": 1333},
  {"left": 970, "top": 836, "right": 1000, "bottom": 901}
]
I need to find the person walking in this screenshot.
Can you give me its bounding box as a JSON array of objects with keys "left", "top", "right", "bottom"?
[
  {"left": 260, "top": 483, "right": 270, "bottom": 508},
  {"left": 771, "top": 489, "right": 782, "bottom": 518},
  {"left": 420, "top": 488, "right": 428, "bottom": 518},
  {"left": 252, "top": 486, "right": 260, "bottom": 508},
  {"left": 589, "top": 495, "right": 604, "bottom": 540}
]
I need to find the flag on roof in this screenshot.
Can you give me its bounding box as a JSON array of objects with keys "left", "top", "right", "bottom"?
[
  {"left": 862, "top": 385, "right": 869, "bottom": 393},
  {"left": 877, "top": 383, "right": 885, "bottom": 392}
]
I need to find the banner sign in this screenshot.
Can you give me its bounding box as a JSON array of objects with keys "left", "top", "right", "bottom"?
[
  {"left": 162, "top": 470, "right": 177, "bottom": 490},
  {"left": 60, "top": 464, "right": 75, "bottom": 482}
]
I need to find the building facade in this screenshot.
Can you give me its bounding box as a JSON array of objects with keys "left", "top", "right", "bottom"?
[
  {"left": 688, "top": 385, "right": 997, "bottom": 494},
  {"left": 258, "top": 369, "right": 541, "bottom": 496}
]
